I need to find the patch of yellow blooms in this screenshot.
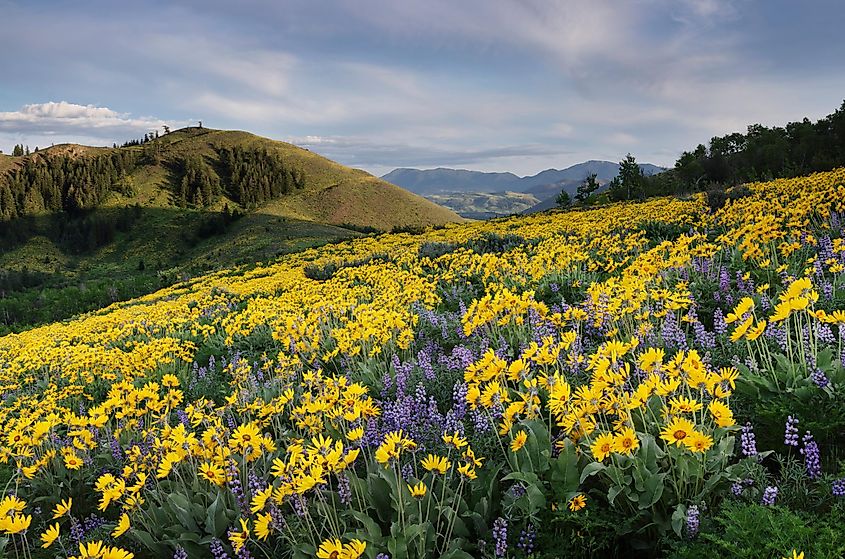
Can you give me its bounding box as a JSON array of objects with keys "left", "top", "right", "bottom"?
[{"left": 0, "top": 168, "right": 841, "bottom": 557}]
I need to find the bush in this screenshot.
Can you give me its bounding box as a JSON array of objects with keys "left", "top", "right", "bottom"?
[
  {"left": 303, "top": 253, "right": 393, "bottom": 281},
  {"left": 705, "top": 184, "right": 753, "bottom": 212},
  {"left": 464, "top": 232, "right": 536, "bottom": 255},
  {"left": 418, "top": 241, "right": 458, "bottom": 261},
  {"left": 666, "top": 502, "right": 845, "bottom": 559}
]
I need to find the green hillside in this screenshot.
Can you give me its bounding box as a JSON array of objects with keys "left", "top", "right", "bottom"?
[
  {"left": 1, "top": 127, "right": 462, "bottom": 227},
  {"left": 0, "top": 128, "right": 463, "bottom": 332}
]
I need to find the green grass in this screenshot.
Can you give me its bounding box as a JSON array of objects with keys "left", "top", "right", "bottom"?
[
  {"left": 0, "top": 206, "right": 362, "bottom": 333},
  {"left": 101, "top": 127, "right": 464, "bottom": 229}
]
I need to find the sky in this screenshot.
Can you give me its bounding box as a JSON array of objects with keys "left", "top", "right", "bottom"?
[{"left": 1, "top": 0, "right": 844, "bottom": 177}]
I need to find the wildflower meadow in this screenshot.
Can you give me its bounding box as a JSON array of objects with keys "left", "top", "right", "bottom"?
[{"left": 1, "top": 169, "right": 845, "bottom": 558}]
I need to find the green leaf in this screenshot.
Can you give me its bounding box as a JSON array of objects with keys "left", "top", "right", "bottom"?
[
  {"left": 579, "top": 461, "right": 606, "bottom": 483},
  {"left": 348, "top": 510, "right": 383, "bottom": 540},
  {"left": 368, "top": 474, "right": 393, "bottom": 523},
  {"left": 671, "top": 504, "right": 687, "bottom": 537},
  {"left": 502, "top": 471, "right": 540, "bottom": 485},
  {"left": 549, "top": 442, "right": 580, "bottom": 498},
  {"left": 440, "top": 549, "right": 475, "bottom": 559},
  {"left": 132, "top": 530, "right": 160, "bottom": 553},
  {"left": 607, "top": 484, "right": 625, "bottom": 505},
  {"left": 206, "top": 492, "right": 229, "bottom": 538},
  {"left": 169, "top": 493, "right": 199, "bottom": 531},
  {"left": 387, "top": 534, "right": 408, "bottom": 559},
  {"left": 637, "top": 472, "right": 666, "bottom": 510}
]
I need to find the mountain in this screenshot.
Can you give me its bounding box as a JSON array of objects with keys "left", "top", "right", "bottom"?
[
  {"left": 0, "top": 127, "right": 462, "bottom": 333},
  {"left": 382, "top": 160, "right": 665, "bottom": 216},
  {"left": 381, "top": 167, "right": 521, "bottom": 195}
]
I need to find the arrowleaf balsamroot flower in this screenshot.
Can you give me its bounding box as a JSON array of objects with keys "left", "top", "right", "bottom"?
[
  {"left": 590, "top": 433, "right": 615, "bottom": 462},
  {"left": 421, "top": 454, "right": 452, "bottom": 474},
  {"left": 511, "top": 430, "right": 528, "bottom": 452},
  {"left": 408, "top": 481, "right": 427, "bottom": 498},
  {"left": 52, "top": 497, "right": 72, "bottom": 519},
  {"left": 613, "top": 427, "right": 639, "bottom": 454},
  {"left": 40, "top": 522, "right": 60, "bottom": 548},
  {"left": 568, "top": 494, "right": 587, "bottom": 511},
  {"left": 660, "top": 417, "right": 696, "bottom": 447},
  {"left": 112, "top": 512, "right": 130, "bottom": 538}
]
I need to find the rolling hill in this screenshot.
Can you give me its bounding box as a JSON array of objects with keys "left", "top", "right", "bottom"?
[
  {"left": 382, "top": 160, "right": 665, "bottom": 216},
  {"left": 1, "top": 127, "right": 461, "bottom": 229},
  {"left": 0, "top": 127, "right": 463, "bottom": 332}
]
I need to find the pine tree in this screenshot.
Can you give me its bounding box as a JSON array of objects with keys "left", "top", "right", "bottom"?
[{"left": 576, "top": 173, "right": 599, "bottom": 203}]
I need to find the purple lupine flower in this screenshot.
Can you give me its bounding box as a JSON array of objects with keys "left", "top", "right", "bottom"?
[
  {"left": 376, "top": 554, "right": 390, "bottom": 559},
  {"left": 226, "top": 461, "right": 248, "bottom": 512},
  {"left": 452, "top": 382, "right": 468, "bottom": 419},
  {"left": 731, "top": 478, "right": 754, "bottom": 496},
  {"left": 401, "top": 462, "right": 414, "bottom": 481},
  {"left": 686, "top": 505, "right": 700, "bottom": 538},
  {"left": 816, "top": 323, "right": 836, "bottom": 344},
  {"left": 761, "top": 486, "right": 778, "bottom": 506},
  {"left": 417, "top": 344, "right": 436, "bottom": 381},
  {"left": 210, "top": 538, "right": 231, "bottom": 559},
  {"left": 800, "top": 432, "right": 822, "bottom": 479},
  {"left": 247, "top": 472, "right": 264, "bottom": 499},
  {"left": 517, "top": 524, "right": 536, "bottom": 554},
  {"left": 811, "top": 368, "right": 831, "bottom": 388},
  {"left": 492, "top": 517, "right": 508, "bottom": 558},
  {"left": 766, "top": 322, "right": 789, "bottom": 352},
  {"left": 813, "top": 258, "right": 825, "bottom": 279},
  {"left": 176, "top": 409, "right": 190, "bottom": 427},
  {"left": 693, "top": 319, "right": 716, "bottom": 349},
  {"left": 83, "top": 513, "right": 107, "bottom": 533},
  {"left": 719, "top": 267, "right": 731, "bottom": 292},
  {"left": 819, "top": 236, "right": 834, "bottom": 262},
  {"left": 472, "top": 408, "right": 492, "bottom": 434},
  {"left": 822, "top": 281, "right": 834, "bottom": 301},
  {"left": 841, "top": 335, "right": 845, "bottom": 369},
  {"left": 70, "top": 517, "right": 84, "bottom": 544},
  {"left": 661, "top": 315, "right": 688, "bottom": 350},
  {"left": 337, "top": 474, "right": 352, "bottom": 506},
  {"left": 832, "top": 478, "right": 845, "bottom": 497},
  {"left": 110, "top": 437, "right": 124, "bottom": 462},
  {"left": 784, "top": 416, "right": 800, "bottom": 447},
  {"left": 174, "top": 546, "right": 188, "bottom": 559},
  {"left": 291, "top": 495, "right": 307, "bottom": 517},
  {"left": 740, "top": 422, "right": 758, "bottom": 457},
  {"left": 234, "top": 543, "right": 253, "bottom": 559}
]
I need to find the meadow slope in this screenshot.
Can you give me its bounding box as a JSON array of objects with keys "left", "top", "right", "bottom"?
[{"left": 0, "top": 169, "right": 843, "bottom": 558}]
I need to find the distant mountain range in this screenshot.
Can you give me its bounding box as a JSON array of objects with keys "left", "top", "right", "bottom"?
[{"left": 381, "top": 160, "right": 666, "bottom": 217}]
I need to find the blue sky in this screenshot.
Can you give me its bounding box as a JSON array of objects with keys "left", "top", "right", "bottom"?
[{"left": 1, "top": 0, "right": 844, "bottom": 176}]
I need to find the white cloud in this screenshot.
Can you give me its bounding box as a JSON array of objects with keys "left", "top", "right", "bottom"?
[
  {"left": 0, "top": 102, "right": 182, "bottom": 151},
  {"left": 0, "top": 101, "right": 166, "bottom": 131}
]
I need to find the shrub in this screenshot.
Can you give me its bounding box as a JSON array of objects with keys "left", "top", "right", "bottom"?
[{"left": 665, "top": 503, "right": 845, "bottom": 559}]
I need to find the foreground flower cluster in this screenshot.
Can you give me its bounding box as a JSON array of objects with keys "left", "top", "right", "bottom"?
[{"left": 0, "top": 169, "right": 844, "bottom": 558}]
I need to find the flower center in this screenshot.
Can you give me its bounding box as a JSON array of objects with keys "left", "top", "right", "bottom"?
[{"left": 673, "top": 430, "right": 687, "bottom": 440}]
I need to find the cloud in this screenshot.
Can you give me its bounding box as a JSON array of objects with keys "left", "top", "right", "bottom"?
[
  {"left": 286, "top": 134, "right": 570, "bottom": 174},
  {"left": 1, "top": 1, "right": 844, "bottom": 174},
  {"left": 0, "top": 102, "right": 163, "bottom": 131},
  {"left": 0, "top": 102, "right": 181, "bottom": 150}
]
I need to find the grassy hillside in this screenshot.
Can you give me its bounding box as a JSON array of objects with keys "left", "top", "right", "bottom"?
[
  {"left": 98, "top": 127, "right": 462, "bottom": 228},
  {"left": 0, "top": 128, "right": 463, "bottom": 332},
  {"left": 0, "top": 207, "right": 360, "bottom": 333}
]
